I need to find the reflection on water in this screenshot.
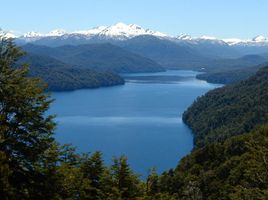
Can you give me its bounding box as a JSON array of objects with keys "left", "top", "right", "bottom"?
[
  {"left": 49, "top": 70, "right": 221, "bottom": 177},
  {"left": 56, "top": 116, "right": 182, "bottom": 125}
]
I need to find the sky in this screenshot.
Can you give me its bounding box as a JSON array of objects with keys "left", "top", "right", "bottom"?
[{"left": 1, "top": 0, "right": 267, "bottom": 39}]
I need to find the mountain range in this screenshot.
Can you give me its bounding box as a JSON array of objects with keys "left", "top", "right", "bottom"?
[
  {"left": 3, "top": 23, "right": 268, "bottom": 87},
  {"left": 17, "top": 53, "right": 125, "bottom": 91},
  {"left": 3, "top": 22, "right": 267, "bottom": 48},
  {"left": 22, "top": 43, "right": 164, "bottom": 73},
  {"left": 9, "top": 23, "right": 268, "bottom": 64}
]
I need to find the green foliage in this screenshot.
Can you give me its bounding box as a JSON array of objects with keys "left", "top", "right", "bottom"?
[
  {"left": 22, "top": 43, "right": 165, "bottom": 73},
  {"left": 0, "top": 39, "right": 57, "bottom": 199},
  {"left": 121, "top": 35, "right": 207, "bottom": 69},
  {"left": 109, "top": 156, "right": 144, "bottom": 199},
  {"left": 150, "top": 125, "right": 268, "bottom": 199},
  {"left": 19, "top": 53, "right": 125, "bottom": 91},
  {"left": 2, "top": 39, "right": 268, "bottom": 200},
  {"left": 196, "top": 67, "right": 259, "bottom": 84},
  {"left": 196, "top": 55, "right": 267, "bottom": 84},
  {"left": 183, "top": 65, "right": 268, "bottom": 147}
]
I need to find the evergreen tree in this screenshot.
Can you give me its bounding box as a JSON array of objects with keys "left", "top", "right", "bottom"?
[
  {"left": 110, "top": 156, "right": 143, "bottom": 199},
  {"left": 0, "top": 38, "right": 56, "bottom": 199},
  {"left": 80, "top": 151, "right": 105, "bottom": 199},
  {"left": 146, "top": 168, "right": 159, "bottom": 196}
]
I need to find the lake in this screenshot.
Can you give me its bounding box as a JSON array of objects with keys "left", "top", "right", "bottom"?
[{"left": 49, "top": 70, "right": 220, "bottom": 177}]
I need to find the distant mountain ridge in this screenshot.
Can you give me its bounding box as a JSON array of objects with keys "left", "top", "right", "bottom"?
[
  {"left": 4, "top": 24, "right": 268, "bottom": 85},
  {"left": 2, "top": 22, "right": 268, "bottom": 48},
  {"left": 7, "top": 23, "right": 268, "bottom": 70},
  {"left": 17, "top": 53, "right": 125, "bottom": 91},
  {"left": 22, "top": 43, "right": 165, "bottom": 73}
]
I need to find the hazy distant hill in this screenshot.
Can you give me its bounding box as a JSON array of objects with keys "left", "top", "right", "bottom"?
[
  {"left": 18, "top": 53, "right": 124, "bottom": 91},
  {"left": 196, "top": 55, "right": 268, "bottom": 84},
  {"left": 119, "top": 35, "right": 209, "bottom": 69},
  {"left": 22, "top": 43, "right": 165, "bottom": 73}
]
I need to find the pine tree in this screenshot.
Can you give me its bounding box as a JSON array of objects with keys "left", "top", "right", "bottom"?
[
  {"left": 0, "top": 38, "right": 56, "bottom": 199},
  {"left": 146, "top": 168, "right": 159, "bottom": 196},
  {"left": 80, "top": 151, "right": 105, "bottom": 199},
  {"left": 110, "top": 156, "right": 143, "bottom": 199}
]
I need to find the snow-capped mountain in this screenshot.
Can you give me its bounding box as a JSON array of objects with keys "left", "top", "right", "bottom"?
[
  {"left": 46, "top": 29, "right": 67, "bottom": 37},
  {"left": 3, "top": 23, "right": 268, "bottom": 48},
  {"left": 74, "top": 26, "right": 107, "bottom": 36},
  {"left": 18, "top": 22, "right": 168, "bottom": 41},
  {"left": 252, "top": 35, "right": 268, "bottom": 43},
  {"left": 0, "top": 30, "right": 16, "bottom": 39},
  {"left": 23, "top": 29, "right": 67, "bottom": 38},
  {"left": 23, "top": 31, "right": 43, "bottom": 38},
  {"left": 222, "top": 35, "right": 268, "bottom": 46},
  {"left": 94, "top": 22, "right": 167, "bottom": 39},
  {"left": 176, "top": 34, "right": 268, "bottom": 46}
]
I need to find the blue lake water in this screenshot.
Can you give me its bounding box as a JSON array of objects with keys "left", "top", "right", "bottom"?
[{"left": 49, "top": 70, "right": 220, "bottom": 177}]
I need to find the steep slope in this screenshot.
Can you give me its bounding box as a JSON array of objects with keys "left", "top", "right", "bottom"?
[
  {"left": 183, "top": 65, "right": 268, "bottom": 147},
  {"left": 200, "top": 54, "right": 267, "bottom": 72},
  {"left": 18, "top": 54, "right": 124, "bottom": 91},
  {"left": 196, "top": 55, "right": 268, "bottom": 84},
  {"left": 22, "top": 43, "right": 165, "bottom": 73},
  {"left": 152, "top": 125, "right": 268, "bottom": 199},
  {"left": 176, "top": 35, "right": 241, "bottom": 58},
  {"left": 196, "top": 66, "right": 259, "bottom": 84},
  {"left": 120, "top": 35, "right": 208, "bottom": 69}
]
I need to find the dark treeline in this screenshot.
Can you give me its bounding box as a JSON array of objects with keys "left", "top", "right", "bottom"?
[
  {"left": 18, "top": 53, "right": 125, "bottom": 91},
  {"left": 183, "top": 64, "right": 268, "bottom": 147},
  {"left": 0, "top": 39, "right": 143, "bottom": 200},
  {"left": 1, "top": 39, "right": 268, "bottom": 199},
  {"left": 196, "top": 55, "right": 268, "bottom": 84},
  {"left": 196, "top": 67, "right": 259, "bottom": 84}
]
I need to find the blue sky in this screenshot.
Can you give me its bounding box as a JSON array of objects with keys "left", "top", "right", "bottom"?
[{"left": 1, "top": 0, "right": 267, "bottom": 39}]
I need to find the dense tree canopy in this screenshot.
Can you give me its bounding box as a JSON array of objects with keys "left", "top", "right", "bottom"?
[
  {"left": 18, "top": 53, "right": 125, "bottom": 91},
  {"left": 1, "top": 39, "right": 268, "bottom": 200},
  {"left": 146, "top": 125, "right": 268, "bottom": 199},
  {"left": 183, "top": 65, "right": 268, "bottom": 147},
  {"left": 0, "top": 39, "right": 57, "bottom": 199}
]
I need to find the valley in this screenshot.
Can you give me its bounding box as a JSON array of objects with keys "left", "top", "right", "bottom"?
[
  {"left": 6, "top": 22, "right": 268, "bottom": 91},
  {"left": 48, "top": 70, "right": 221, "bottom": 176},
  {"left": 1, "top": 11, "right": 268, "bottom": 198}
]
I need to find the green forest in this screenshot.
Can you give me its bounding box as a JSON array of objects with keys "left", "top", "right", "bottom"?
[
  {"left": 183, "top": 65, "right": 268, "bottom": 147},
  {"left": 1, "top": 39, "right": 268, "bottom": 199},
  {"left": 18, "top": 52, "right": 125, "bottom": 91}
]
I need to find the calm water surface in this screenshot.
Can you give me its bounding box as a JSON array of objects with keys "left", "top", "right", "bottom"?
[{"left": 49, "top": 70, "right": 220, "bottom": 177}]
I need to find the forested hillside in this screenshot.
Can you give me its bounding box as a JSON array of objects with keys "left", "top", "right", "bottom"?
[
  {"left": 18, "top": 53, "right": 124, "bottom": 91},
  {"left": 196, "top": 67, "right": 259, "bottom": 84},
  {"left": 22, "top": 43, "right": 165, "bottom": 73},
  {"left": 120, "top": 35, "right": 208, "bottom": 69},
  {"left": 195, "top": 55, "right": 268, "bottom": 84},
  {"left": 2, "top": 39, "right": 268, "bottom": 200},
  {"left": 183, "top": 65, "right": 268, "bottom": 147},
  {"left": 145, "top": 125, "right": 268, "bottom": 199}
]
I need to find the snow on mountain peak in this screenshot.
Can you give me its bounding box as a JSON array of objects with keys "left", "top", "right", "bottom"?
[
  {"left": 252, "top": 35, "right": 267, "bottom": 42},
  {"left": 23, "top": 31, "right": 43, "bottom": 38},
  {"left": 177, "top": 34, "right": 192, "bottom": 40},
  {"left": 223, "top": 35, "right": 268, "bottom": 45},
  {"left": 0, "top": 30, "right": 16, "bottom": 39},
  {"left": 222, "top": 38, "right": 243, "bottom": 45},
  {"left": 22, "top": 29, "right": 66, "bottom": 38},
  {"left": 73, "top": 26, "right": 107, "bottom": 35},
  {"left": 18, "top": 23, "right": 167, "bottom": 40},
  {"left": 129, "top": 24, "right": 142, "bottom": 29},
  {"left": 12, "top": 23, "right": 268, "bottom": 46},
  {"left": 46, "top": 29, "right": 67, "bottom": 37},
  {"left": 199, "top": 35, "right": 218, "bottom": 40},
  {"left": 97, "top": 22, "right": 167, "bottom": 39}
]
